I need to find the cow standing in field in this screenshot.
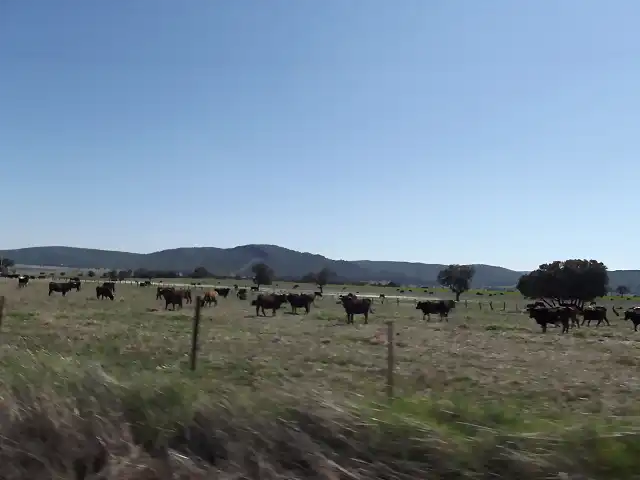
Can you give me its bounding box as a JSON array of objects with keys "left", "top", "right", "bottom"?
[
  {"left": 415, "top": 300, "right": 456, "bottom": 322},
  {"left": 251, "top": 294, "right": 288, "bottom": 316},
  {"left": 526, "top": 305, "right": 573, "bottom": 333},
  {"left": 237, "top": 288, "right": 248, "bottom": 299},
  {"left": 49, "top": 282, "right": 73, "bottom": 296},
  {"left": 159, "top": 289, "right": 184, "bottom": 310},
  {"left": 614, "top": 306, "right": 640, "bottom": 331},
  {"left": 214, "top": 287, "right": 230, "bottom": 298},
  {"left": 579, "top": 305, "right": 610, "bottom": 326},
  {"left": 201, "top": 291, "right": 218, "bottom": 307},
  {"left": 286, "top": 293, "right": 314, "bottom": 314},
  {"left": 96, "top": 285, "right": 114, "bottom": 300},
  {"left": 337, "top": 294, "right": 374, "bottom": 324},
  {"left": 102, "top": 282, "right": 115, "bottom": 293},
  {"left": 17, "top": 276, "right": 29, "bottom": 288}
]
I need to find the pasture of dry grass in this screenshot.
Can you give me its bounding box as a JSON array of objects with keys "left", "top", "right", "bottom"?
[{"left": 0, "top": 278, "right": 639, "bottom": 479}]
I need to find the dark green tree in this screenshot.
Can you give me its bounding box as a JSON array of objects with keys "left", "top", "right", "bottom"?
[
  {"left": 0, "top": 258, "right": 15, "bottom": 268},
  {"left": 252, "top": 263, "right": 274, "bottom": 288},
  {"left": 437, "top": 264, "right": 475, "bottom": 301},
  {"left": 615, "top": 285, "right": 630, "bottom": 296},
  {"left": 315, "top": 267, "right": 335, "bottom": 293},
  {"left": 192, "top": 266, "right": 211, "bottom": 278},
  {"left": 87, "top": 270, "right": 95, "bottom": 277},
  {"left": 516, "top": 259, "right": 608, "bottom": 308}
]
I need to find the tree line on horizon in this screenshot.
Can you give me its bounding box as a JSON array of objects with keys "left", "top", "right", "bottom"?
[{"left": 0, "top": 256, "right": 633, "bottom": 301}]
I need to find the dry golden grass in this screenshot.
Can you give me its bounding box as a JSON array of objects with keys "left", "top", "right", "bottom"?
[{"left": 0, "top": 279, "right": 639, "bottom": 479}]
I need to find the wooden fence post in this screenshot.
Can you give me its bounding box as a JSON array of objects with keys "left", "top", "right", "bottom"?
[
  {"left": 502, "top": 301, "right": 506, "bottom": 311},
  {"left": 190, "top": 296, "right": 202, "bottom": 371},
  {"left": 464, "top": 300, "right": 468, "bottom": 308},
  {"left": 0, "top": 296, "right": 4, "bottom": 331},
  {"left": 386, "top": 321, "right": 395, "bottom": 401}
]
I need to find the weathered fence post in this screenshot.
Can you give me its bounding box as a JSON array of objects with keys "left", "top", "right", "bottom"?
[
  {"left": 464, "top": 300, "right": 468, "bottom": 308},
  {"left": 479, "top": 302, "right": 482, "bottom": 310},
  {"left": 489, "top": 301, "right": 494, "bottom": 311},
  {"left": 0, "top": 296, "right": 4, "bottom": 330},
  {"left": 190, "top": 296, "right": 202, "bottom": 371},
  {"left": 386, "top": 321, "right": 395, "bottom": 401},
  {"left": 502, "top": 301, "right": 506, "bottom": 311}
]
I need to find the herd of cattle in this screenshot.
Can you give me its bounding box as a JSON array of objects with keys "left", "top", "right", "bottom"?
[
  {"left": 9, "top": 275, "right": 640, "bottom": 331},
  {"left": 525, "top": 302, "right": 640, "bottom": 333}
]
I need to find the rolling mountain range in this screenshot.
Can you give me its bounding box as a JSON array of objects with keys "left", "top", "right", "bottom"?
[{"left": 0, "top": 244, "right": 638, "bottom": 289}]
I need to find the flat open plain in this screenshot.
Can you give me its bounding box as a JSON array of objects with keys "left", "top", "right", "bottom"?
[{"left": 0, "top": 278, "right": 639, "bottom": 478}]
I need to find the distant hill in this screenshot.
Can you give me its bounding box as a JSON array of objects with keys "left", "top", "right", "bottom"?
[{"left": 1, "top": 244, "right": 638, "bottom": 289}]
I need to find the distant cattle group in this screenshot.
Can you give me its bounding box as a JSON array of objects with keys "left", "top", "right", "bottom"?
[{"left": 6, "top": 274, "right": 640, "bottom": 332}]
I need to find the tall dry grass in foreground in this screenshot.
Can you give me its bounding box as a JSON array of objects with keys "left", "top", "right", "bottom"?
[{"left": 1, "top": 357, "right": 639, "bottom": 480}]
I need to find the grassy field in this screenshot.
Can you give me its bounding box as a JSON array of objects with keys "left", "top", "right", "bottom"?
[{"left": 0, "top": 278, "right": 639, "bottom": 478}]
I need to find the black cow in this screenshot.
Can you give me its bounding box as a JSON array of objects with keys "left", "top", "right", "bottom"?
[
  {"left": 314, "top": 291, "right": 323, "bottom": 298},
  {"left": 214, "top": 287, "right": 231, "bottom": 298},
  {"left": 96, "top": 285, "right": 114, "bottom": 300},
  {"left": 65, "top": 280, "right": 81, "bottom": 291},
  {"left": 251, "top": 286, "right": 259, "bottom": 292},
  {"left": 139, "top": 280, "right": 151, "bottom": 287},
  {"left": 17, "top": 276, "right": 29, "bottom": 288},
  {"left": 160, "top": 289, "right": 183, "bottom": 310},
  {"left": 337, "top": 295, "right": 374, "bottom": 324},
  {"left": 623, "top": 308, "right": 640, "bottom": 331},
  {"left": 415, "top": 300, "right": 456, "bottom": 322},
  {"left": 156, "top": 286, "right": 172, "bottom": 299},
  {"left": 526, "top": 305, "right": 573, "bottom": 333},
  {"left": 286, "top": 293, "right": 314, "bottom": 314},
  {"left": 102, "top": 282, "right": 115, "bottom": 293},
  {"left": 237, "top": 288, "right": 248, "bottom": 299},
  {"left": 379, "top": 293, "right": 385, "bottom": 304},
  {"left": 49, "top": 282, "right": 73, "bottom": 296},
  {"left": 251, "top": 294, "right": 288, "bottom": 316},
  {"left": 580, "top": 305, "right": 610, "bottom": 326}
]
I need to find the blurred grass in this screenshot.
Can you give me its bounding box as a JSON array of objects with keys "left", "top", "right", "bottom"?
[{"left": 1, "top": 279, "right": 640, "bottom": 478}]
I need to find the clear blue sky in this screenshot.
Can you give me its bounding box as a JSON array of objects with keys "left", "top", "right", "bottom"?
[{"left": 2, "top": 1, "right": 639, "bottom": 271}]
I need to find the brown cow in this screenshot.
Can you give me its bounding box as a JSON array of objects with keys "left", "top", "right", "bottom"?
[
  {"left": 160, "top": 289, "right": 183, "bottom": 310},
  {"left": 201, "top": 291, "right": 218, "bottom": 307}
]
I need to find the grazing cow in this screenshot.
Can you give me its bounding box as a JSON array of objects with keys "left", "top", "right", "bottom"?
[
  {"left": 337, "top": 295, "right": 374, "bottom": 324},
  {"left": 67, "top": 280, "right": 81, "bottom": 291},
  {"left": 580, "top": 305, "right": 610, "bottom": 326},
  {"left": 251, "top": 294, "right": 288, "bottom": 316},
  {"left": 314, "top": 291, "right": 323, "bottom": 298},
  {"left": 379, "top": 293, "right": 385, "bottom": 304},
  {"left": 160, "top": 289, "right": 183, "bottom": 310},
  {"left": 139, "top": 280, "right": 151, "bottom": 287},
  {"left": 286, "top": 293, "right": 314, "bottom": 314},
  {"left": 214, "top": 287, "right": 230, "bottom": 298},
  {"left": 17, "top": 276, "right": 29, "bottom": 288},
  {"left": 526, "top": 305, "right": 573, "bottom": 333},
  {"left": 415, "top": 300, "right": 456, "bottom": 322},
  {"left": 251, "top": 286, "right": 259, "bottom": 292},
  {"left": 48, "top": 282, "right": 73, "bottom": 296},
  {"left": 102, "top": 282, "right": 115, "bottom": 293},
  {"left": 201, "top": 291, "right": 218, "bottom": 307},
  {"left": 96, "top": 285, "right": 114, "bottom": 300},
  {"left": 237, "top": 288, "right": 248, "bottom": 298}
]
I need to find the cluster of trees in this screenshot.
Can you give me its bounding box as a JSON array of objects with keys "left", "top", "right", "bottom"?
[{"left": 516, "top": 259, "right": 610, "bottom": 306}]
